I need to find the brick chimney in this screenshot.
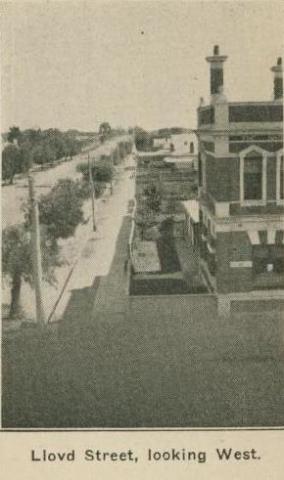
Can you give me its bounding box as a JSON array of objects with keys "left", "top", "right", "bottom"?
[
  {"left": 271, "top": 57, "right": 283, "bottom": 100},
  {"left": 206, "top": 45, "right": 228, "bottom": 98}
]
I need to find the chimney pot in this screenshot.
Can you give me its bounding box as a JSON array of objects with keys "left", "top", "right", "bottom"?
[
  {"left": 272, "top": 57, "right": 283, "bottom": 99},
  {"left": 214, "top": 45, "right": 219, "bottom": 56}
]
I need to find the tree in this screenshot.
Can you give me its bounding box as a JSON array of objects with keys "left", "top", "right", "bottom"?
[
  {"left": 37, "top": 179, "right": 85, "bottom": 239},
  {"left": 21, "top": 128, "right": 42, "bottom": 146},
  {"left": 134, "top": 128, "right": 154, "bottom": 152},
  {"left": 144, "top": 185, "right": 161, "bottom": 212},
  {"left": 76, "top": 161, "right": 114, "bottom": 199},
  {"left": 2, "top": 225, "right": 32, "bottom": 318},
  {"left": 94, "top": 164, "right": 113, "bottom": 183},
  {"left": 41, "top": 129, "right": 64, "bottom": 161},
  {"left": 4, "top": 126, "right": 83, "bottom": 173},
  {"left": 63, "top": 134, "right": 80, "bottom": 159},
  {"left": 2, "top": 144, "right": 21, "bottom": 184},
  {"left": 135, "top": 209, "right": 160, "bottom": 240},
  {"left": 7, "top": 126, "right": 22, "bottom": 145},
  {"left": 99, "top": 122, "right": 111, "bottom": 135},
  {"left": 32, "top": 142, "right": 56, "bottom": 165},
  {"left": 2, "top": 224, "right": 61, "bottom": 318},
  {"left": 76, "top": 161, "right": 113, "bottom": 184},
  {"left": 3, "top": 179, "right": 86, "bottom": 319},
  {"left": 2, "top": 142, "right": 34, "bottom": 183},
  {"left": 18, "top": 142, "right": 34, "bottom": 173},
  {"left": 99, "top": 122, "right": 111, "bottom": 143}
]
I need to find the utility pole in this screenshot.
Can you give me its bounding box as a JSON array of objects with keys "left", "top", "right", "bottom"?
[
  {"left": 88, "top": 154, "right": 96, "bottom": 231},
  {"left": 28, "top": 175, "right": 46, "bottom": 326}
]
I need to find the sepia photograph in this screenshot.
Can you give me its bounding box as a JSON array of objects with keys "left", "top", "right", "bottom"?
[{"left": 1, "top": 0, "right": 284, "bottom": 430}]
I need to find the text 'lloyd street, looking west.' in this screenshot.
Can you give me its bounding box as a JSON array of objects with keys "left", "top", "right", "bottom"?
[{"left": 30, "top": 448, "right": 261, "bottom": 464}]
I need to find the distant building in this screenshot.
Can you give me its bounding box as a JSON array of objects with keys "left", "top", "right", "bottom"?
[
  {"left": 153, "top": 136, "right": 169, "bottom": 149},
  {"left": 196, "top": 46, "right": 283, "bottom": 314},
  {"left": 135, "top": 149, "right": 197, "bottom": 216},
  {"left": 170, "top": 132, "right": 196, "bottom": 155}
]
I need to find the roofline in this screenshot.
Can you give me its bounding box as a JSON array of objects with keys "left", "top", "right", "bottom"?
[{"left": 198, "top": 100, "right": 283, "bottom": 110}]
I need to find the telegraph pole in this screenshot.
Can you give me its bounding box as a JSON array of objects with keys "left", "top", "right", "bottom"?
[
  {"left": 88, "top": 154, "right": 96, "bottom": 231},
  {"left": 28, "top": 175, "right": 46, "bottom": 326}
]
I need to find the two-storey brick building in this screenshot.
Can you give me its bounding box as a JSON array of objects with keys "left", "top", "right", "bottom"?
[{"left": 197, "top": 46, "right": 283, "bottom": 314}]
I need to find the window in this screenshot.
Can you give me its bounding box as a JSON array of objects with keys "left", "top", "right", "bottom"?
[
  {"left": 244, "top": 156, "right": 262, "bottom": 200},
  {"left": 277, "top": 153, "right": 284, "bottom": 203},
  {"left": 280, "top": 156, "right": 284, "bottom": 200},
  {"left": 240, "top": 148, "right": 267, "bottom": 205}
]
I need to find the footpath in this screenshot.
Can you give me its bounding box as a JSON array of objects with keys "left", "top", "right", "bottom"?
[
  {"left": 53, "top": 154, "right": 135, "bottom": 324},
  {"left": 91, "top": 215, "right": 132, "bottom": 322}
]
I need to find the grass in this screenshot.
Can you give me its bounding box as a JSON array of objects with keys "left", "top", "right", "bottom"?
[{"left": 156, "top": 236, "right": 181, "bottom": 273}]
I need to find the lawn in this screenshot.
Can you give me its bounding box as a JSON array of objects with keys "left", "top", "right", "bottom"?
[{"left": 156, "top": 236, "right": 181, "bottom": 273}]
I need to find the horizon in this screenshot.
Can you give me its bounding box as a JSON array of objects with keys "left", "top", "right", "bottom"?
[{"left": 2, "top": 1, "right": 284, "bottom": 133}]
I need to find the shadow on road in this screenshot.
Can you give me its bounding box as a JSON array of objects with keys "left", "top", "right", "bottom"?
[{"left": 60, "top": 276, "right": 101, "bottom": 327}]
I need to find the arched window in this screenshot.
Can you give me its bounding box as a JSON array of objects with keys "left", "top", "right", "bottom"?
[
  {"left": 240, "top": 147, "right": 267, "bottom": 205},
  {"left": 244, "top": 155, "right": 262, "bottom": 200}
]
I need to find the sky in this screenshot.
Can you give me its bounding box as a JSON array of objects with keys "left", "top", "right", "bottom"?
[{"left": 1, "top": 0, "right": 284, "bottom": 132}]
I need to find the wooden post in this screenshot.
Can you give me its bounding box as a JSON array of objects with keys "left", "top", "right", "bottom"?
[
  {"left": 28, "top": 175, "right": 46, "bottom": 326},
  {"left": 88, "top": 154, "right": 96, "bottom": 231}
]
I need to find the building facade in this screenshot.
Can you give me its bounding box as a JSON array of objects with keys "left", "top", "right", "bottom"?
[{"left": 197, "top": 46, "right": 284, "bottom": 314}]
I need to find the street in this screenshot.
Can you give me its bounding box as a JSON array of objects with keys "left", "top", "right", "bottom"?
[
  {"left": 2, "top": 147, "right": 136, "bottom": 321},
  {"left": 2, "top": 143, "right": 101, "bottom": 229}
]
